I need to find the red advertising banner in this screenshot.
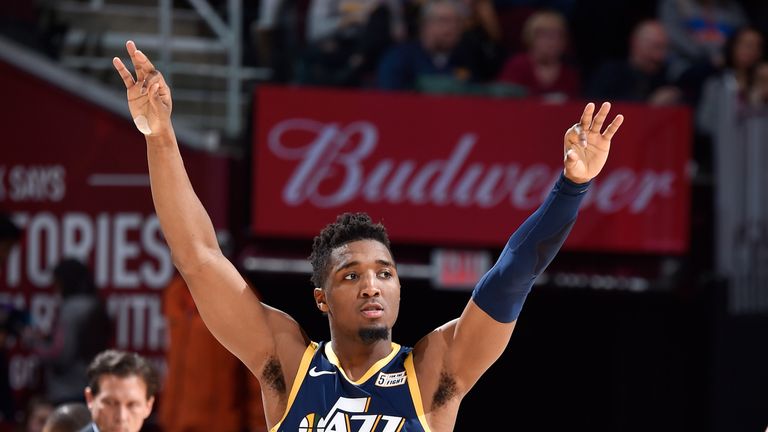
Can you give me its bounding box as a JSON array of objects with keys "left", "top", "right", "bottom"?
[
  {"left": 252, "top": 85, "right": 691, "bottom": 253},
  {"left": 1, "top": 60, "right": 230, "bottom": 402}
]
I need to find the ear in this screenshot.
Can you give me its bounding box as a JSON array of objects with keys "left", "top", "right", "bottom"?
[
  {"left": 84, "top": 387, "right": 94, "bottom": 406},
  {"left": 143, "top": 396, "right": 155, "bottom": 418},
  {"left": 314, "top": 287, "right": 327, "bottom": 312}
]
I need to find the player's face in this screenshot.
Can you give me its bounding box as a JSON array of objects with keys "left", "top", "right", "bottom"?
[
  {"left": 85, "top": 374, "right": 154, "bottom": 432},
  {"left": 323, "top": 239, "right": 400, "bottom": 343}
]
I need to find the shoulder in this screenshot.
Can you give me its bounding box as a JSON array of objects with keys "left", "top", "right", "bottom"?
[
  {"left": 78, "top": 423, "right": 96, "bottom": 432},
  {"left": 410, "top": 320, "right": 459, "bottom": 397}
]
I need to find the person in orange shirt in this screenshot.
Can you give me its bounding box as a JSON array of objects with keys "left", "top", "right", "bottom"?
[{"left": 159, "top": 272, "right": 266, "bottom": 432}]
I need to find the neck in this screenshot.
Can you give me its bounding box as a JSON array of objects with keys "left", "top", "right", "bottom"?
[
  {"left": 330, "top": 338, "right": 393, "bottom": 380},
  {"left": 630, "top": 56, "right": 655, "bottom": 75},
  {"left": 531, "top": 51, "right": 558, "bottom": 66}
]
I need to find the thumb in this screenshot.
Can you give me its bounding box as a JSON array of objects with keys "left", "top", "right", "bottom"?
[
  {"left": 564, "top": 147, "right": 585, "bottom": 176},
  {"left": 564, "top": 147, "right": 579, "bottom": 167}
]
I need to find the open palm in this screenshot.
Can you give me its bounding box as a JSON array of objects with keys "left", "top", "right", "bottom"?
[{"left": 563, "top": 102, "right": 624, "bottom": 184}]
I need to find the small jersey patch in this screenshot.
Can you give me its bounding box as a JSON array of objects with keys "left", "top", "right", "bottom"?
[{"left": 375, "top": 370, "right": 407, "bottom": 387}]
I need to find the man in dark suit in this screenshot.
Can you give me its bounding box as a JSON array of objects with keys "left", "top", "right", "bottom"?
[{"left": 79, "top": 350, "right": 158, "bottom": 432}]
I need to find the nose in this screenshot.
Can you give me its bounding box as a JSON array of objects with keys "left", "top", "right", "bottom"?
[
  {"left": 116, "top": 405, "right": 130, "bottom": 423},
  {"left": 359, "top": 271, "right": 381, "bottom": 298}
]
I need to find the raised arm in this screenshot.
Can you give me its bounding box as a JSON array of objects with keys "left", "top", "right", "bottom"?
[
  {"left": 111, "top": 42, "right": 309, "bottom": 389},
  {"left": 416, "top": 102, "right": 624, "bottom": 398}
]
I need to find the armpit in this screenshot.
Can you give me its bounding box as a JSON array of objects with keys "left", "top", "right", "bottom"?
[
  {"left": 431, "top": 370, "right": 458, "bottom": 409},
  {"left": 262, "top": 355, "right": 287, "bottom": 393}
]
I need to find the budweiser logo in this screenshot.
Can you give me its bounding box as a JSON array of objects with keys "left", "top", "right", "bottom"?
[{"left": 267, "top": 119, "right": 677, "bottom": 213}]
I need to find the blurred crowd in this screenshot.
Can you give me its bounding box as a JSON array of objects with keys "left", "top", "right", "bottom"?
[
  {"left": 245, "top": 0, "right": 768, "bottom": 112},
  {"left": 2, "top": 1, "right": 767, "bottom": 124}
]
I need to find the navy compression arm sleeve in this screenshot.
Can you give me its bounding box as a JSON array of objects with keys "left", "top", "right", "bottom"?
[{"left": 471, "top": 172, "right": 591, "bottom": 323}]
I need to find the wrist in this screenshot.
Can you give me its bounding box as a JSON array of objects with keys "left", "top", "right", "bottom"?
[
  {"left": 560, "top": 171, "right": 592, "bottom": 194},
  {"left": 145, "top": 126, "right": 176, "bottom": 146}
]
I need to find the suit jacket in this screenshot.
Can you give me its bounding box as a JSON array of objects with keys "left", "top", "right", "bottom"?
[{"left": 78, "top": 423, "right": 96, "bottom": 432}]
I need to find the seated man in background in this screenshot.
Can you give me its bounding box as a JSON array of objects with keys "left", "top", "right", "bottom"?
[
  {"left": 586, "top": 19, "right": 683, "bottom": 106},
  {"left": 80, "top": 350, "right": 158, "bottom": 432},
  {"left": 298, "top": 0, "right": 406, "bottom": 86},
  {"left": 377, "top": 0, "right": 475, "bottom": 91}
]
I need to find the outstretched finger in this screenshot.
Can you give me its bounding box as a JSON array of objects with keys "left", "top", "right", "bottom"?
[
  {"left": 126, "top": 40, "right": 156, "bottom": 82},
  {"left": 126, "top": 41, "right": 144, "bottom": 82},
  {"left": 590, "top": 102, "right": 612, "bottom": 133},
  {"left": 579, "top": 102, "right": 595, "bottom": 131},
  {"left": 602, "top": 114, "right": 625, "bottom": 140},
  {"left": 112, "top": 57, "right": 135, "bottom": 89},
  {"left": 134, "top": 48, "right": 157, "bottom": 72}
]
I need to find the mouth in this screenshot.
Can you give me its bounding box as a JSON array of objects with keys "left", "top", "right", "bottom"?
[{"left": 360, "top": 302, "right": 384, "bottom": 319}]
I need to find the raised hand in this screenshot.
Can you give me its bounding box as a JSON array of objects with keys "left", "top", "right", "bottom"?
[
  {"left": 112, "top": 40, "right": 173, "bottom": 136},
  {"left": 563, "top": 102, "right": 624, "bottom": 184}
]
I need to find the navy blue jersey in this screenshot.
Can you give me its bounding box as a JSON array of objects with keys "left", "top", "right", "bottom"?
[{"left": 270, "top": 341, "right": 430, "bottom": 432}]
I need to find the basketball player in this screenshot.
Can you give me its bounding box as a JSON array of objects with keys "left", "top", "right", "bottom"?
[{"left": 113, "top": 40, "right": 623, "bottom": 431}]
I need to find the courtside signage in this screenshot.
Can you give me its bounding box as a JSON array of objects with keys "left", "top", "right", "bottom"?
[{"left": 252, "top": 85, "right": 691, "bottom": 253}]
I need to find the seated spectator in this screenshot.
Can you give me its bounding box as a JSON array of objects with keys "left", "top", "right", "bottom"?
[
  {"left": 42, "top": 403, "right": 90, "bottom": 432},
  {"left": 455, "top": 0, "right": 506, "bottom": 82},
  {"left": 697, "top": 26, "right": 764, "bottom": 136},
  {"left": 690, "top": 29, "right": 767, "bottom": 283},
  {"left": 250, "top": 0, "right": 299, "bottom": 83},
  {"left": 658, "top": 0, "right": 748, "bottom": 103},
  {"left": 297, "top": 0, "right": 406, "bottom": 86},
  {"left": 586, "top": 19, "right": 684, "bottom": 106},
  {"left": 376, "top": 0, "right": 475, "bottom": 91},
  {"left": 496, "top": 9, "right": 580, "bottom": 101}
]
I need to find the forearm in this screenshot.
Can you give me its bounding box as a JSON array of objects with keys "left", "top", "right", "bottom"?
[
  {"left": 472, "top": 173, "right": 590, "bottom": 322},
  {"left": 146, "top": 129, "right": 220, "bottom": 271}
]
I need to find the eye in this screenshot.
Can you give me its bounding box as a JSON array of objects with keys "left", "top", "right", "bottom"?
[
  {"left": 378, "top": 270, "right": 393, "bottom": 279},
  {"left": 343, "top": 273, "right": 358, "bottom": 280}
]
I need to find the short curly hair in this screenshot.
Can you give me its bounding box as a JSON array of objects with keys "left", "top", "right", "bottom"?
[{"left": 309, "top": 212, "right": 392, "bottom": 288}]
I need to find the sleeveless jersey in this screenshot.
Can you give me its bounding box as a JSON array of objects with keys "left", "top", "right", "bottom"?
[{"left": 270, "top": 341, "right": 431, "bottom": 432}]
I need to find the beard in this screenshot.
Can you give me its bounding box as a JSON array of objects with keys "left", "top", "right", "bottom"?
[{"left": 358, "top": 326, "right": 390, "bottom": 344}]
